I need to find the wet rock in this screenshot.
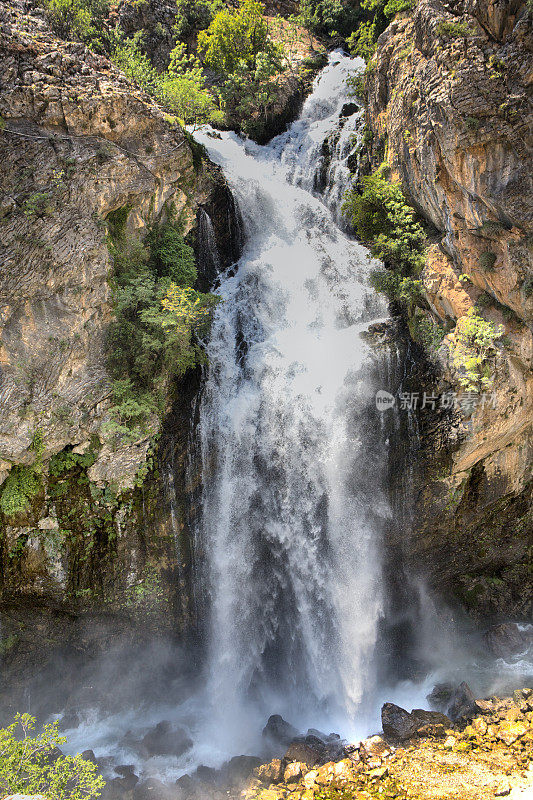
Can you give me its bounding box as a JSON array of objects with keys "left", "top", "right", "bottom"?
[
  {"left": 262, "top": 714, "right": 299, "bottom": 748},
  {"left": 484, "top": 623, "right": 528, "bottom": 659},
  {"left": 340, "top": 102, "right": 359, "bottom": 117},
  {"left": 134, "top": 778, "right": 180, "bottom": 800},
  {"left": 427, "top": 682, "right": 455, "bottom": 711},
  {"left": 175, "top": 775, "right": 195, "bottom": 796},
  {"left": 254, "top": 759, "right": 284, "bottom": 784},
  {"left": 225, "top": 755, "right": 262, "bottom": 786},
  {"left": 81, "top": 749, "right": 97, "bottom": 764},
  {"left": 193, "top": 765, "right": 219, "bottom": 785},
  {"left": 142, "top": 721, "right": 193, "bottom": 758},
  {"left": 283, "top": 761, "right": 305, "bottom": 784},
  {"left": 381, "top": 703, "right": 414, "bottom": 740},
  {"left": 382, "top": 703, "right": 451, "bottom": 741},
  {"left": 284, "top": 740, "right": 323, "bottom": 767},
  {"left": 359, "top": 735, "right": 391, "bottom": 766},
  {"left": 447, "top": 682, "right": 476, "bottom": 722}
]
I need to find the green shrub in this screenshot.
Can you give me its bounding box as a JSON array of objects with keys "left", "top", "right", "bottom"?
[
  {"left": 449, "top": 308, "right": 503, "bottom": 391},
  {"left": 343, "top": 168, "right": 426, "bottom": 275},
  {"left": 347, "top": 0, "right": 412, "bottom": 60},
  {"left": 464, "top": 116, "right": 480, "bottom": 132},
  {"left": 412, "top": 315, "right": 446, "bottom": 351},
  {"left": 436, "top": 19, "right": 475, "bottom": 38},
  {"left": 104, "top": 211, "right": 217, "bottom": 443},
  {"left": 42, "top": 0, "right": 110, "bottom": 51},
  {"left": 111, "top": 34, "right": 216, "bottom": 126},
  {"left": 0, "top": 466, "right": 41, "bottom": 518},
  {"left": 479, "top": 250, "right": 497, "bottom": 271},
  {"left": 0, "top": 713, "right": 104, "bottom": 800},
  {"left": 523, "top": 275, "right": 533, "bottom": 298},
  {"left": 369, "top": 269, "right": 423, "bottom": 310}
]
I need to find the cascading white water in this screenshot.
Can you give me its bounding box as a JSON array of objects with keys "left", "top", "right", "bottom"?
[{"left": 192, "top": 52, "right": 390, "bottom": 751}]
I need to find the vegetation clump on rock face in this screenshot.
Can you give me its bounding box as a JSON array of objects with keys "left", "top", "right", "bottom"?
[
  {"left": 0, "top": 714, "right": 105, "bottom": 800},
  {"left": 104, "top": 206, "right": 219, "bottom": 445},
  {"left": 342, "top": 165, "right": 426, "bottom": 313}
]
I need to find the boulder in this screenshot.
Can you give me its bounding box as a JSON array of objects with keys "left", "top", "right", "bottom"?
[
  {"left": 262, "top": 715, "right": 299, "bottom": 748},
  {"left": 224, "top": 755, "right": 262, "bottom": 786},
  {"left": 447, "top": 682, "right": 476, "bottom": 722},
  {"left": 283, "top": 761, "right": 305, "bottom": 784},
  {"left": 193, "top": 765, "right": 219, "bottom": 785},
  {"left": 134, "top": 779, "right": 180, "bottom": 800},
  {"left": 484, "top": 623, "right": 529, "bottom": 659},
  {"left": 381, "top": 703, "right": 414, "bottom": 740},
  {"left": 382, "top": 703, "right": 451, "bottom": 741},
  {"left": 359, "top": 735, "right": 391, "bottom": 766},
  {"left": 81, "top": 749, "right": 97, "bottom": 764},
  {"left": 254, "top": 759, "right": 284, "bottom": 784},
  {"left": 340, "top": 102, "right": 359, "bottom": 117},
  {"left": 426, "top": 683, "right": 455, "bottom": 711},
  {"left": 141, "top": 721, "right": 193, "bottom": 758},
  {"left": 283, "top": 740, "right": 323, "bottom": 767}
]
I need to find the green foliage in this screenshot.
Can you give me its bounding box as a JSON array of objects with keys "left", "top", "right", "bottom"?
[
  {"left": 412, "top": 315, "right": 445, "bottom": 352},
  {"left": 22, "top": 191, "right": 53, "bottom": 217},
  {"left": 294, "top": 0, "right": 366, "bottom": 41},
  {"left": 0, "top": 634, "right": 18, "bottom": 656},
  {"left": 436, "top": 19, "right": 475, "bottom": 38},
  {"left": 523, "top": 275, "right": 533, "bottom": 298},
  {"left": 343, "top": 167, "right": 426, "bottom": 275},
  {"left": 48, "top": 447, "right": 98, "bottom": 478},
  {"left": 0, "top": 714, "right": 105, "bottom": 800},
  {"left": 105, "top": 211, "right": 217, "bottom": 443},
  {"left": 369, "top": 269, "right": 423, "bottom": 310},
  {"left": 347, "top": 0, "right": 412, "bottom": 60},
  {"left": 464, "top": 115, "right": 480, "bottom": 132},
  {"left": 111, "top": 34, "right": 216, "bottom": 125},
  {"left": 196, "top": 0, "right": 288, "bottom": 136},
  {"left": 42, "top": 0, "right": 110, "bottom": 51},
  {"left": 449, "top": 308, "right": 503, "bottom": 391},
  {"left": 173, "top": 0, "right": 223, "bottom": 38},
  {"left": 480, "top": 250, "right": 497, "bottom": 271},
  {"left": 0, "top": 466, "right": 41, "bottom": 518},
  {"left": 197, "top": 0, "right": 271, "bottom": 75}
]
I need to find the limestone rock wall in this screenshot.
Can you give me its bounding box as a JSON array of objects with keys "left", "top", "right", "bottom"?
[
  {"left": 365, "top": 0, "right": 532, "bottom": 617},
  {"left": 0, "top": 0, "right": 237, "bottom": 628}
]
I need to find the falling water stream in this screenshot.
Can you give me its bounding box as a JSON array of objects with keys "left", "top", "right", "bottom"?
[{"left": 192, "top": 52, "right": 389, "bottom": 751}]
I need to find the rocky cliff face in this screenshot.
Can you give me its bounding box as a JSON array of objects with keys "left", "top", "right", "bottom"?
[
  {"left": 365, "top": 0, "right": 532, "bottom": 618},
  {"left": 0, "top": 0, "right": 239, "bottom": 650}
]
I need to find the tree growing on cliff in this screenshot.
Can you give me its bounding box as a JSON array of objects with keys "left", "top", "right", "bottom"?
[{"left": 0, "top": 714, "right": 105, "bottom": 800}]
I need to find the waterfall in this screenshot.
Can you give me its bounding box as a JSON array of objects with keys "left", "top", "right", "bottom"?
[{"left": 192, "top": 52, "right": 390, "bottom": 751}]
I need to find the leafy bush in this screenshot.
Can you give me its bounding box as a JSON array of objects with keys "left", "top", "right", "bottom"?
[
  {"left": 436, "top": 19, "right": 475, "bottom": 38},
  {"left": 412, "top": 315, "right": 445, "bottom": 352},
  {"left": 449, "top": 308, "right": 503, "bottom": 391},
  {"left": 104, "top": 211, "right": 217, "bottom": 443},
  {"left": 523, "top": 275, "right": 533, "bottom": 298},
  {"left": 343, "top": 168, "right": 426, "bottom": 275},
  {"left": 369, "top": 269, "right": 423, "bottom": 310},
  {"left": 347, "top": 0, "right": 412, "bottom": 59},
  {"left": 42, "top": 0, "right": 110, "bottom": 51},
  {"left": 111, "top": 34, "right": 216, "bottom": 126},
  {"left": 0, "top": 466, "right": 41, "bottom": 517},
  {"left": 198, "top": 0, "right": 272, "bottom": 75},
  {"left": 0, "top": 713, "right": 104, "bottom": 800},
  {"left": 294, "top": 0, "right": 367, "bottom": 41},
  {"left": 173, "top": 0, "right": 223, "bottom": 38},
  {"left": 480, "top": 250, "right": 497, "bottom": 271}
]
